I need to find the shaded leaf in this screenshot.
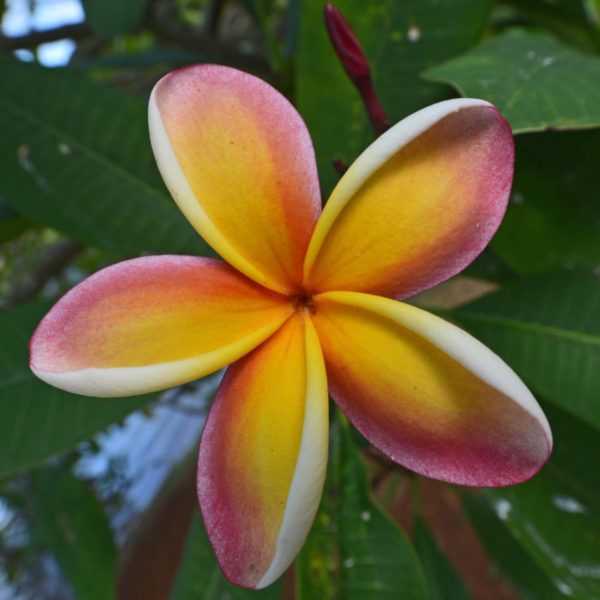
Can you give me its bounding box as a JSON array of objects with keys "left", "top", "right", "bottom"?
[
  {"left": 413, "top": 517, "right": 471, "bottom": 600},
  {"left": 296, "top": 0, "right": 494, "bottom": 195},
  {"left": 0, "top": 302, "right": 151, "bottom": 476},
  {"left": 81, "top": 0, "right": 148, "bottom": 36},
  {"left": 466, "top": 403, "right": 600, "bottom": 600},
  {"left": 586, "top": 0, "right": 600, "bottom": 26},
  {"left": 423, "top": 30, "right": 600, "bottom": 132},
  {"left": 464, "top": 496, "right": 565, "bottom": 600},
  {"left": 450, "top": 268, "right": 600, "bottom": 430},
  {"left": 0, "top": 195, "right": 32, "bottom": 243},
  {"left": 0, "top": 54, "right": 208, "bottom": 257},
  {"left": 32, "top": 466, "right": 116, "bottom": 600},
  {"left": 169, "top": 511, "right": 282, "bottom": 599},
  {"left": 492, "top": 129, "right": 600, "bottom": 275},
  {"left": 497, "top": 0, "right": 600, "bottom": 51},
  {"left": 239, "top": 0, "right": 282, "bottom": 71},
  {"left": 296, "top": 411, "right": 428, "bottom": 600},
  {"left": 462, "top": 247, "right": 517, "bottom": 283}
]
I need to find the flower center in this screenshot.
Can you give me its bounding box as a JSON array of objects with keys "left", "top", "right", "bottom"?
[{"left": 289, "top": 288, "right": 316, "bottom": 314}]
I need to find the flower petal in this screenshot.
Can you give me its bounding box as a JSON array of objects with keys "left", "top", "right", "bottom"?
[
  {"left": 304, "top": 99, "right": 514, "bottom": 299},
  {"left": 313, "top": 291, "right": 552, "bottom": 486},
  {"left": 30, "top": 256, "right": 291, "bottom": 397},
  {"left": 149, "top": 64, "right": 321, "bottom": 293},
  {"left": 198, "top": 314, "right": 328, "bottom": 588}
]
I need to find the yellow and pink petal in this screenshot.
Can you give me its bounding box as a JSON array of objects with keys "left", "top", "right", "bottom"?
[
  {"left": 150, "top": 65, "right": 322, "bottom": 294},
  {"left": 304, "top": 99, "right": 514, "bottom": 300},
  {"left": 312, "top": 291, "right": 551, "bottom": 486},
  {"left": 198, "top": 314, "right": 328, "bottom": 589},
  {"left": 30, "top": 256, "right": 291, "bottom": 397}
]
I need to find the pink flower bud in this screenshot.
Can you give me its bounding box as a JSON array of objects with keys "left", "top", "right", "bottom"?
[{"left": 324, "top": 3, "right": 390, "bottom": 136}]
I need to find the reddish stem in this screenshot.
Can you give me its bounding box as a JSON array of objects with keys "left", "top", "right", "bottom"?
[
  {"left": 331, "top": 156, "right": 348, "bottom": 175},
  {"left": 324, "top": 3, "right": 390, "bottom": 137}
]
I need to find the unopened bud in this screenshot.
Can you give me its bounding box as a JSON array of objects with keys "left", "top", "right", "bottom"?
[
  {"left": 324, "top": 3, "right": 390, "bottom": 137},
  {"left": 324, "top": 3, "right": 371, "bottom": 85}
]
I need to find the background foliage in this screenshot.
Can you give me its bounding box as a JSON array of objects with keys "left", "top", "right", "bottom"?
[{"left": 1, "top": 0, "right": 599, "bottom": 598}]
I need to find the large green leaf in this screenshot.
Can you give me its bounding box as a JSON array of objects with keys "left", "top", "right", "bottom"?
[
  {"left": 0, "top": 302, "right": 151, "bottom": 476},
  {"left": 0, "top": 195, "right": 32, "bottom": 244},
  {"left": 423, "top": 30, "right": 600, "bottom": 132},
  {"left": 466, "top": 403, "right": 600, "bottom": 600},
  {"left": 81, "top": 0, "right": 148, "bottom": 36},
  {"left": 491, "top": 129, "right": 600, "bottom": 276},
  {"left": 32, "top": 466, "right": 116, "bottom": 600},
  {"left": 0, "top": 54, "right": 208, "bottom": 257},
  {"left": 169, "top": 512, "right": 282, "bottom": 600},
  {"left": 413, "top": 517, "right": 471, "bottom": 600},
  {"left": 450, "top": 268, "right": 600, "bottom": 430},
  {"left": 464, "top": 496, "right": 565, "bottom": 600},
  {"left": 296, "top": 0, "right": 494, "bottom": 195},
  {"left": 586, "top": 0, "right": 600, "bottom": 27},
  {"left": 296, "top": 411, "right": 428, "bottom": 600}
]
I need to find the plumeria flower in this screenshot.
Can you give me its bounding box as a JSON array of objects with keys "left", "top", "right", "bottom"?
[{"left": 30, "top": 65, "right": 552, "bottom": 589}]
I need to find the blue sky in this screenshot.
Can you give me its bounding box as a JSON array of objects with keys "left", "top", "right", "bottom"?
[{"left": 2, "top": 0, "right": 85, "bottom": 66}]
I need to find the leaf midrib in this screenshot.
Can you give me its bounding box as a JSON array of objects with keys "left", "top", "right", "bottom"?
[
  {"left": 0, "top": 92, "right": 168, "bottom": 207},
  {"left": 454, "top": 311, "right": 600, "bottom": 347}
]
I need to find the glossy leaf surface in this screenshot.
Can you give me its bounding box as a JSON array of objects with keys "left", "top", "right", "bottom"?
[
  {"left": 451, "top": 268, "right": 600, "bottom": 430},
  {"left": 466, "top": 404, "right": 600, "bottom": 600},
  {"left": 296, "top": 412, "right": 428, "bottom": 600},
  {"left": 424, "top": 31, "right": 600, "bottom": 132}
]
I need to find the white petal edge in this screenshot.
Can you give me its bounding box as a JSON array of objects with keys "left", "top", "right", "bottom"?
[
  {"left": 31, "top": 314, "right": 290, "bottom": 398},
  {"left": 256, "top": 316, "right": 329, "bottom": 588},
  {"left": 303, "top": 98, "right": 494, "bottom": 278},
  {"left": 148, "top": 88, "right": 287, "bottom": 294},
  {"left": 318, "top": 291, "right": 553, "bottom": 447}
]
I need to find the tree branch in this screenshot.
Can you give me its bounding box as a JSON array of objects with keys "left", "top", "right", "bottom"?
[
  {"left": 147, "top": 1, "right": 271, "bottom": 78},
  {"left": 1, "top": 239, "right": 84, "bottom": 309},
  {"left": 0, "top": 23, "right": 92, "bottom": 51}
]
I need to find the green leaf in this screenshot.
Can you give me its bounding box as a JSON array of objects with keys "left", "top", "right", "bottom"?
[
  {"left": 0, "top": 54, "right": 209, "bottom": 257},
  {"left": 423, "top": 30, "right": 600, "bottom": 132},
  {"left": 466, "top": 403, "right": 600, "bottom": 600},
  {"left": 496, "top": 0, "right": 599, "bottom": 49},
  {"left": 413, "top": 517, "right": 471, "bottom": 600},
  {"left": 450, "top": 268, "right": 600, "bottom": 430},
  {"left": 32, "top": 466, "right": 116, "bottom": 600},
  {"left": 462, "top": 247, "right": 517, "bottom": 284},
  {"left": 81, "top": 0, "right": 148, "bottom": 36},
  {"left": 0, "top": 302, "right": 151, "bottom": 476},
  {"left": 464, "top": 496, "right": 565, "bottom": 600},
  {"left": 296, "top": 411, "right": 428, "bottom": 600},
  {"left": 296, "top": 0, "right": 495, "bottom": 196},
  {"left": 0, "top": 195, "right": 32, "bottom": 243},
  {"left": 585, "top": 0, "right": 600, "bottom": 26},
  {"left": 492, "top": 129, "right": 600, "bottom": 275},
  {"left": 169, "top": 512, "right": 282, "bottom": 599}
]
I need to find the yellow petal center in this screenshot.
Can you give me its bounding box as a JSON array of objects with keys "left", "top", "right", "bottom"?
[{"left": 288, "top": 288, "right": 317, "bottom": 315}]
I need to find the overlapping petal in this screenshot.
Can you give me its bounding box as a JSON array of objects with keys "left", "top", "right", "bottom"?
[
  {"left": 312, "top": 291, "right": 551, "bottom": 486},
  {"left": 149, "top": 65, "right": 322, "bottom": 293},
  {"left": 30, "top": 256, "right": 291, "bottom": 397},
  {"left": 198, "top": 314, "right": 328, "bottom": 588},
  {"left": 304, "top": 99, "right": 514, "bottom": 299}
]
